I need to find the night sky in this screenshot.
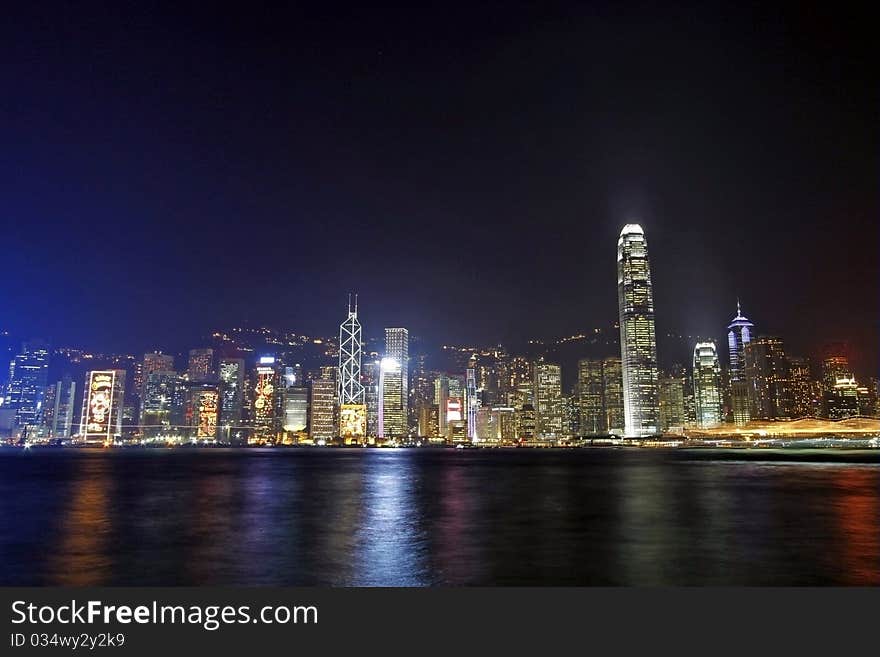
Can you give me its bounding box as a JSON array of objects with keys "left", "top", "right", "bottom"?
[{"left": 1, "top": 3, "right": 876, "bottom": 373}]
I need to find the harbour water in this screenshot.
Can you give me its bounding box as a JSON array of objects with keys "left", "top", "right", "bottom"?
[{"left": 1, "top": 447, "right": 878, "bottom": 585}]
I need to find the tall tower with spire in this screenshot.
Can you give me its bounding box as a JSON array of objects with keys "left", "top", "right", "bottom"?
[
  {"left": 338, "top": 294, "right": 365, "bottom": 406},
  {"left": 727, "top": 300, "right": 754, "bottom": 426},
  {"left": 617, "top": 223, "right": 660, "bottom": 437}
]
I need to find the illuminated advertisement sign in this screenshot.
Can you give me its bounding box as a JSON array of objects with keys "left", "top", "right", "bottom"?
[
  {"left": 447, "top": 397, "right": 463, "bottom": 422},
  {"left": 254, "top": 367, "right": 276, "bottom": 422},
  {"left": 340, "top": 404, "right": 367, "bottom": 438},
  {"left": 195, "top": 389, "right": 219, "bottom": 439},
  {"left": 85, "top": 371, "right": 116, "bottom": 437}
]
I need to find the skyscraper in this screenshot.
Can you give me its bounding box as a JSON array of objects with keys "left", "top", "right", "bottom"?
[
  {"left": 577, "top": 358, "right": 605, "bottom": 435},
  {"left": 602, "top": 356, "right": 625, "bottom": 435},
  {"left": 218, "top": 358, "right": 245, "bottom": 438},
  {"left": 617, "top": 223, "right": 659, "bottom": 437},
  {"left": 79, "top": 370, "right": 126, "bottom": 444},
  {"left": 41, "top": 376, "right": 76, "bottom": 440},
  {"left": 5, "top": 339, "right": 50, "bottom": 432},
  {"left": 693, "top": 342, "right": 723, "bottom": 428},
  {"left": 309, "top": 377, "right": 336, "bottom": 444},
  {"left": 744, "top": 337, "right": 792, "bottom": 420},
  {"left": 533, "top": 361, "right": 563, "bottom": 440},
  {"left": 140, "top": 369, "right": 181, "bottom": 438},
  {"left": 381, "top": 328, "right": 409, "bottom": 437},
  {"left": 658, "top": 373, "right": 685, "bottom": 433},
  {"left": 187, "top": 348, "right": 214, "bottom": 382},
  {"left": 338, "top": 295, "right": 365, "bottom": 405},
  {"left": 338, "top": 296, "right": 366, "bottom": 440},
  {"left": 727, "top": 302, "right": 754, "bottom": 426},
  {"left": 251, "top": 356, "right": 280, "bottom": 443},
  {"left": 466, "top": 368, "right": 478, "bottom": 441}
]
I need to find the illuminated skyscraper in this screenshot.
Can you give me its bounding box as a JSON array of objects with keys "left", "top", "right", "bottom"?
[
  {"left": 251, "top": 356, "right": 280, "bottom": 443},
  {"left": 79, "top": 369, "right": 126, "bottom": 444},
  {"left": 726, "top": 302, "right": 754, "bottom": 426},
  {"left": 42, "top": 376, "right": 76, "bottom": 439},
  {"left": 338, "top": 295, "right": 365, "bottom": 405},
  {"left": 466, "top": 368, "right": 478, "bottom": 441},
  {"left": 744, "top": 336, "right": 792, "bottom": 420},
  {"left": 140, "top": 370, "right": 181, "bottom": 438},
  {"left": 218, "top": 358, "right": 245, "bottom": 437},
  {"left": 362, "top": 360, "right": 380, "bottom": 437},
  {"left": 533, "top": 361, "right": 563, "bottom": 439},
  {"left": 381, "top": 328, "right": 409, "bottom": 437},
  {"left": 309, "top": 377, "right": 336, "bottom": 444},
  {"left": 577, "top": 358, "right": 605, "bottom": 435},
  {"left": 602, "top": 357, "right": 625, "bottom": 435},
  {"left": 617, "top": 224, "right": 659, "bottom": 437},
  {"left": 693, "top": 342, "right": 723, "bottom": 428},
  {"left": 5, "top": 339, "right": 50, "bottom": 432},
  {"left": 282, "top": 386, "right": 309, "bottom": 437},
  {"left": 658, "top": 373, "right": 685, "bottom": 432},
  {"left": 187, "top": 348, "right": 214, "bottom": 382}
]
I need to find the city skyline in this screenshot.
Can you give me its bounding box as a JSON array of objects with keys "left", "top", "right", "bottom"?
[{"left": 3, "top": 223, "right": 878, "bottom": 445}]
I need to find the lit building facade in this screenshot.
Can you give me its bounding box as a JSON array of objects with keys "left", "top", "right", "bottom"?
[
  {"left": 577, "top": 358, "right": 605, "bottom": 435},
  {"left": 309, "top": 377, "right": 336, "bottom": 444},
  {"left": 381, "top": 328, "right": 409, "bottom": 437},
  {"left": 693, "top": 341, "right": 723, "bottom": 428},
  {"left": 41, "top": 376, "right": 76, "bottom": 439},
  {"left": 533, "top": 362, "right": 563, "bottom": 439},
  {"left": 658, "top": 374, "right": 685, "bottom": 433},
  {"left": 744, "top": 336, "right": 792, "bottom": 420},
  {"left": 187, "top": 348, "right": 214, "bottom": 382},
  {"left": 140, "top": 370, "right": 181, "bottom": 438},
  {"left": 251, "top": 357, "right": 280, "bottom": 443},
  {"left": 726, "top": 302, "right": 754, "bottom": 426},
  {"left": 602, "top": 357, "right": 625, "bottom": 436},
  {"left": 617, "top": 224, "right": 659, "bottom": 437},
  {"left": 218, "top": 358, "right": 245, "bottom": 438},
  {"left": 79, "top": 369, "right": 126, "bottom": 444},
  {"left": 5, "top": 339, "right": 50, "bottom": 432}
]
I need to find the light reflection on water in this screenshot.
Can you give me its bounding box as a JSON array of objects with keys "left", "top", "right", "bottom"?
[{"left": 0, "top": 448, "right": 877, "bottom": 586}]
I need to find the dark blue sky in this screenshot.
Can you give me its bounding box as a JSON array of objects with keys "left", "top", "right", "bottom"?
[{"left": 1, "top": 2, "right": 876, "bottom": 373}]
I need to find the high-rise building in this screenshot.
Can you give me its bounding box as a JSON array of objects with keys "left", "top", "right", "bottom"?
[
  {"left": 362, "top": 360, "right": 380, "bottom": 437},
  {"left": 727, "top": 302, "right": 754, "bottom": 426},
  {"left": 602, "top": 357, "right": 625, "bottom": 435},
  {"left": 251, "top": 356, "right": 280, "bottom": 443},
  {"left": 744, "top": 337, "right": 792, "bottom": 420},
  {"left": 309, "top": 377, "right": 336, "bottom": 444},
  {"left": 338, "top": 295, "right": 365, "bottom": 406},
  {"left": 142, "top": 353, "right": 175, "bottom": 387},
  {"left": 282, "top": 386, "right": 309, "bottom": 435},
  {"left": 140, "top": 370, "right": 181, "bottom": 438},
  {"left": 381, "top": 328, "right": 409, "bottom": 437},
  {"left": 788, "top": 357, "right": 820, "bottom": 417},
  {"left": 338, "top": 296, "right": 366, "bottom": 441},
  {"left": 5, "top": 339, "right": 50, "bottom": 432},
  {"left": 617, "top": 223, "right": 659, "bottom": 437},
  {"left": 577, "top": 359, "right": 605, "bottom": 435},
  {"left": 79, "top": 370, "right": 126, "bottom": 444},
  {"left": 187, "top": 348, "right": 214, "bottom": 382},
  {"left": 187, "top": 383, "right": 220, "bottom": 442},
  {"left": 693, "top": 342, "right": 723, "bottom": 428},
  {"left": 466, "top": 368, "right": 478, "bottom": 441},
  {"left": 658, "top": 374, "right": 685, "bottom": 433},
  {"left": 43, "top": 376, "right": 76, "bottom": 439},
  {"left": 533, "top": 361, "right": 563, "bottom": 440},
  {"left": 218, "top": 358, "right": 245, "bottom": 439}
]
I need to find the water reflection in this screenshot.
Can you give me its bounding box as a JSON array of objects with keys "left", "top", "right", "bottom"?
[
  {"left": 49, "top": 455, "right": 114, "bottom": 585},
  {"left": 0, "top": 448, "right": 877, "bottom": 586},
  {"left": 353, "top": 452, "right": 430, "bottom": 585}
]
